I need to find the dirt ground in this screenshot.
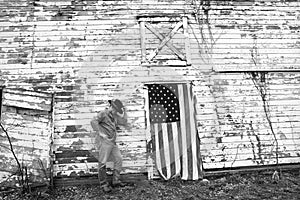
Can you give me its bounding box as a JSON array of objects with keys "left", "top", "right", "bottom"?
[{"left": 1, "top": 169, "right": 300, "bottom": 200}]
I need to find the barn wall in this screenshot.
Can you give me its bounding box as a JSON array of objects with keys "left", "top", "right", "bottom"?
[
  {"left": 187, "top": 0, "right": 300, "bottom": 169},
  {"left": 197, "top": 72, "right": 300, "bottom": 169},
  {"left": 0, "top": 89, "right": 53, "bottom": 186},
  {"left": 190, "top": 0, "right": 300, "bottom": 71},
  {"left": 0, "top": 0, "right": 299, "bottom": 181}
]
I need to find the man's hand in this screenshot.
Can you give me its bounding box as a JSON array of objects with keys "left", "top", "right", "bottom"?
[
  {"left": 124, "top": 124, "right": 132, "bottom": 131},
  {"left": 96, "top": 131, "right": 108, "bottom": 139}
]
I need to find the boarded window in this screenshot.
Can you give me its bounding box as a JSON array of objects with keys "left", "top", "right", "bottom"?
[{"left": 139, "top": 16, "right": 191, "bottom": 66}]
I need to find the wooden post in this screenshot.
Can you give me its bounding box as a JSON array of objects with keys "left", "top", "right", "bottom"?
[
  {"left": 0, "top": 86, "right": 4, "bottom": 121},
  {"left": 183, "top": 17, "right": 191, "bottom": 65},
  {"left": 49, "top": 92, "right": 55, "bottom": 189},
  {"left": 140, "top": 20, "right": 146, "bottom": 63},
  {"left": 144, "top": 86, "right": 154, "bottom": 179}
]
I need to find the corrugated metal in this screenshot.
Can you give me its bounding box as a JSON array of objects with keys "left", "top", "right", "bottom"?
[{"left": 0, "top": 0, "right": 299, "bottom": 181}]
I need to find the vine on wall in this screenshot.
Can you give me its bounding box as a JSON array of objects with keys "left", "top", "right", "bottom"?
[
  {"left": 248, "top": 72, "right": 279, "bottom": 166},
  {"left": 190, "top": 0, "right": 224, "bottom": 63},
  {"left": 248, "top": 33, "right": 279, "bottom": 168},
  {"left": 191, "top": 0, "right": 212, "bottom": 62}
]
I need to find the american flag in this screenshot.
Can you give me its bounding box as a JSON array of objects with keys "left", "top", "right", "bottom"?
[{"left": 147, "top": 83, "right": 203, "bottom": 180}]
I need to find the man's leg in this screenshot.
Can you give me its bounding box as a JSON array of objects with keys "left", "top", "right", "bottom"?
[
  {"left": 111, "top": 144, "right": 126, "bottom": 187},
  {"left": 97, "top": 139, "right": 114, "bottom": 192}
]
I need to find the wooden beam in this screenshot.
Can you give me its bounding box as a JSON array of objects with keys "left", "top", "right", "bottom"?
[
  {"left": 141, "top": 60, "right": 187, "bottom": 67},
  {"left": 137, "top": 16, "right": 182, "bottom": 22},
  {"left": 53, "top": 173, "right": 148, "bottom": 186},
  {"left": 213, "top": 68, "right": 300, "bottom": 73},
  {"left": 204, "top": 163, "right": 300, "bottom": 177},
  {"left": 140, "top": 21, "right": 146, "bottom": 62},
  {"left": 143, "top": 86, "right": 154, "bottom": 180},
  {"left": 183, "top": 17, "right": 191, "bottom": 66},
  {"left": 0, "top": 88, "right": 3, "bottom": 121},
  {"left": 145, "top": 22, "right": 185, "bottom": 61}
]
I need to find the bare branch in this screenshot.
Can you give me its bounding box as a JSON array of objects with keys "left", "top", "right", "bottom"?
[{"left": 0, "top": 123, "right": 21, "bottom": 171}]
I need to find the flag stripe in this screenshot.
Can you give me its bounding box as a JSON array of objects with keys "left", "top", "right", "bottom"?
[
  {"left": 167, "top": 123, "right": 176, "bottom": 178},
  {"left": 196, "top": 131, "right": 202, "bottom": 177},
  {"left": 172, "top": 122, "right": 181, "bottom": 175},
  {"left": 154, "top": 123, "right": 167, "bottom": 180},
  {"left": 159, "top": 123, "right": 168, "bottom": 179},
  {"left": 187, "top": 83, "right": 198, "bottom": 180},
  {"left": 177, "top": 121, "right": 183, "bottom": 176},
  {"left": 192, "top": 89, "right": 203, "bottom": 177},
  {"left": 182, "top": 83, "right": 193, "bottom": 180},
  {"left": 178, "top": 84, "right": 188, "bottom": 180},
  {"left": 162, "top": 123, "right": 171, "bottom": 179}
]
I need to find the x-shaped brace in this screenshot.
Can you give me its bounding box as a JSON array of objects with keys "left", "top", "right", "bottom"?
[{"left": 145, "top": 22, "right": 185, "bottom": 61}]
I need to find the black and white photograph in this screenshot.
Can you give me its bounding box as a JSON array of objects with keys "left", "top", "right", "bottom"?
[{"left": 0, "top": 0, "right": 300, "bottom": 199}]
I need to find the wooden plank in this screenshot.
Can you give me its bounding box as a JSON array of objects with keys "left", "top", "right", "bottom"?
[
  {"left": 0, "top": 153, "right": 50, "bottom": 165},
  {"left": 4, "top": 112, "right": 51, "bottom": 123},
  {"left": 140, "top": 21, "right": 146, "bottom": 62},
  {"left": 3, "top": 94, "right": 52, "bottom": 111},
  {"left": 54, "top": 166, "right": 148, "bottom": 177},
  {"left": 53, "top": 173, "right": 147, "bottom": 186},
  {"left": 200, "top": 146, "right": 300, "bottom": 158},
  {"left": 183, "top": 17, "right": 191, "bottom": 65},
  {"left": 1, "top": 139, "right": 50, "bottom": 151},
  {"left": 203, "top": 157, "right": 300, "bottom": 169},
  {"left": 138, "top": 16, "right": 182, "bottom": 22},
  {"left": 53, "top": 139, "right": 146, "bottom": 152},
  {"left": 54, "top": 148, "right": 147, "bottom": 164},
  {"left": 53, "top": 160, "right": 148, "bottom": 172},
  {"left": 201, "top": 152, "right": 300, "bottom": 164},
  {"left": 200, "top": 134, "right": 300, "bottom": 144},
  {"left": 201, "top": 137, "right": 300, "bottom": 146},
  {"left": 53, "top": 161, "right": 149, "bottom": 177},
  {"left": 143, "top": 85, "right": 154, "bottom": 179},
  {"left": 197, "top": 122, "right": 300, "bottom": 134},
  {"left": 55, "top": 129, "right": 147, "bottom": 139},
  {"left": 204, "top": 163, "right": 300, "bottom": 176}
]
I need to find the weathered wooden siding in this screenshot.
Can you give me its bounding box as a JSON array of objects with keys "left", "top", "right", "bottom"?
[
  {"left": 196, "top": 72, "right": 300, "bottom": 169},
  {"left": 188, "top": 0, "right": 300, "bottom": 169},
  {"left": 206, "top": 1, "right": 300, "bottom": 71},
  {"left": 0, "top": 88, "right": 53, "bottom": 186},
  {"left": 0, "top": 0, "right": 300, "bottom": 181}
]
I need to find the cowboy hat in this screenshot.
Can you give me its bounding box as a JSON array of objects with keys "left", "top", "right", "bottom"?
[{"left": 108, "top": 99, "right": 124, "bottom": 114}]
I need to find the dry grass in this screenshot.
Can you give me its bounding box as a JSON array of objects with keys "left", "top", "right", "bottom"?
[{"left": 2, "top": 170, "right": 300, "bottom": 200}]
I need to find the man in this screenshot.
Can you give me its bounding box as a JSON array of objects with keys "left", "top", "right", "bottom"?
[{"left": 90, "top": 99, "right": 129, "bottom": 192}]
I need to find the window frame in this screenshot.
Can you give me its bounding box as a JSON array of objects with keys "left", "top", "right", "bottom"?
[{"left": 138, "top": 16, "right": 191, "bottom": 66}]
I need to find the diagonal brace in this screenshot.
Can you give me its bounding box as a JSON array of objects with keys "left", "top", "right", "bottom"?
[{"left": 145, "top": 22, "right": 185, "bottom": 61}]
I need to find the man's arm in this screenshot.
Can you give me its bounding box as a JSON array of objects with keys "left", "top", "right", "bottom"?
[
  {"left": 90, "top": 111, "right": 108, "bottom": 138},
  {"left": 116, "top": 108, "right": 132, "bottom": 131}
]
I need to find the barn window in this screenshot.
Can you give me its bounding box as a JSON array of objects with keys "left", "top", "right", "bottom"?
[{"left": 138, "top": 16, "right": 191, "bottom": 66}]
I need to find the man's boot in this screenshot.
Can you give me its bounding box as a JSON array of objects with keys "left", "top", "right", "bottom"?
[
  {"left": 112, "top": 170, "right": 126, "bottom": 187},
  {"left": 98, "top": 165, "right": 112, "bottom": 193}
]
